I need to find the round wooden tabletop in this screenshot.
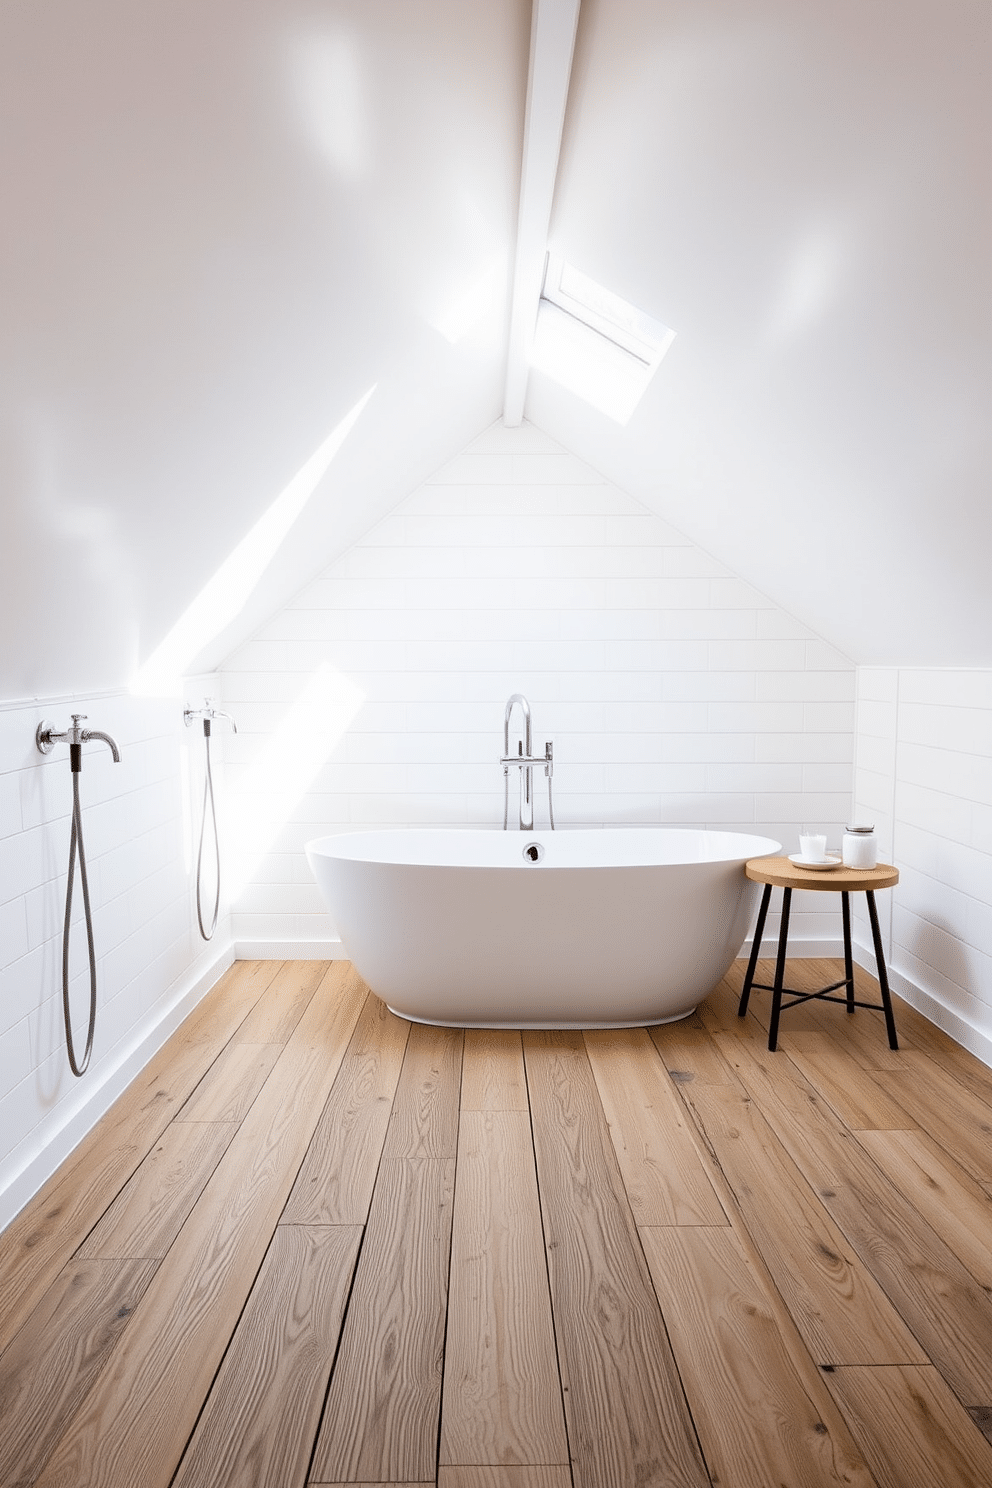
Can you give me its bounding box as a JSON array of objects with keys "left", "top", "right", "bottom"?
[{"left": 745, "top": 855, "right": 899, "bottom": 892}]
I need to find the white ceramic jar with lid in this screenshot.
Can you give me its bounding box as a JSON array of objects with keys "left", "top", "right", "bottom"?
[{"left": 842, "top": 823, "right": 877, "bottom": 869}]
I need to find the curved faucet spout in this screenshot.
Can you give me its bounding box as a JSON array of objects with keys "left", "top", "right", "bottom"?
[
  {"left": 503, "top": 693, "right": 535, "bottom": 831},
  {"left": 503, "top": 693, "right": 532, "bottom": 758},
  {"left": 81, "top": 729, "right": 121, "bottom": 763}
]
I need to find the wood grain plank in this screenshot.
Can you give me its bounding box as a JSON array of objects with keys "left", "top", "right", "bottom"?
[
  {"left": 857, "top": 1128, "right": 992, "bottom": 1290},
  {"left": 310, "top": 1479, "right": 570, "bottom": 1488},
  {"left": 783, "top": 1030, "right": 918, "bottom": 1130},
  {"left": 231, "top": 958, "right": 329, "bottom": 1044},
  {"left": 682, "top": 1080, "right": 926, "bottom": 1365},
  {"left": 0, "top": 1257, "right": 157, "bottom": 1488},
  {"left": 736, "top": 956, "right": 856, "bottom": 1040},
  {"left": 283, "top": 993, "right": 410, "bottom": 1225},
  {"left": 440, "top": 1111, "right": 568, "bottom": 1469},
  {"left": 174, "top": 1042, "right": 283, "bottom": 1123},
  {"left": 697, "top": 971, "right": 778, "bottom": 1035},
  {"left": 523, "top": 1031, "right": 709, "bottom": 1488},
  {"left": 648, "top": 1022, "right": 742, "bottom": 1086},
  {"left": 77, "top": 1122, "right": 235, "bottom": 1259},
  {"left": 584, "top": 1027, "right": 726, "bottom": 1225},
  {"left": 33, "top": 961, "right": 366, "bottom": 1488},
  {"left": 461, "top": 1029, "right": 529, "bottom": 1111},
  {"left": 790, "top": 964, "right": 907, "bottom": 1069},
  {"left": 311, "top": 1158, "right": 456, "bottom": 1484},
  {"left": 641, "top": 1224, "right": 874, "bottom": 1488},
  {"left": 896, "top": 1023, "right": 992, "bottom": 1106},
  {"left": 721, "top": 1036, "right": 992, "bottom": 1402},
  {"left": 438, "top": 1470, "right": 573, "bottom": 1488},
  {"left": 381, "top": 1020, "right": 464, "bottom": 1159},
  {"left": 172, "top": 1224, "right": 361, "bottom": 1488},
  {"left": 0, "top": 958, "right": 278, "bottom": 1352},
  {"left": 823, "top": 1365, "right": 992, "bottom": 1488},
  {"left": 181, "top": 958, "right": 284, "bottom": 1043},
  {"left": 875, "top": 1049, "right": 992, "bottom": 1185}
]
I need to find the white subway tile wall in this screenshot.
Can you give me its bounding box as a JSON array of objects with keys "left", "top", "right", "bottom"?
[
  {"left": 0, "top": 687, "right": 231, "bottom": 1222},
  {"left": 854, "top": 667, "right": 992, "bottom": 1052},
  {"left": 220, "top": 424, "right": 855, "bottom": 947}
]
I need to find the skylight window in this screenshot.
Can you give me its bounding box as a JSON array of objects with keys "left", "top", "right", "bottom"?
[{"left": 531, "top": 252, "right": 675, "bottom": 424}]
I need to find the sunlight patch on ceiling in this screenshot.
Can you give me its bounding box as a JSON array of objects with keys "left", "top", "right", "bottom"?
[
  {"left": 765, "top": 225, "right": 847, "bottom": 344},
  {"left": 530, "top": 253, "right": 675, "bottom": 424},
  {"left": 131, "top": 386, "right": 376, "bottom": 697},
  {"left": 226, "top": 663, "right": 365, "bottom": 900}
]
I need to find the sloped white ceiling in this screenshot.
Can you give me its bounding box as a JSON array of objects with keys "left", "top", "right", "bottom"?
[
  {"left": 2, "top": 0, "right": 989, "bottom": 697},
  {"left": 0, "top": 0, "right": 527, "bottom": 696},
  {"left": 531, "top": 0, "right": 992, "bottom": 664}
]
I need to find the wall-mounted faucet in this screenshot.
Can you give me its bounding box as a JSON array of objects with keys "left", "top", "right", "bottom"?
[
  {"left": 36, "top": 713, "right": 121, "bottom": 762},
  {"left": 501, "top": 693, "right": 555, "bottom": 830},
  {"left": 184, "top": 698, "right": 238, "bottom": 735},
  {"left": 35, "top": 713, "right": 122, "bottom": 1076}
]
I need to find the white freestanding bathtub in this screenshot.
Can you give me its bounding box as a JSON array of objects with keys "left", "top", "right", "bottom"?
[{"left": 306, "top": 827, "right": 780, "bottom": 1029}]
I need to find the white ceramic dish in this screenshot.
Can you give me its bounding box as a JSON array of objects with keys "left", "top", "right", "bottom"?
[{"left": 788, "top": 853, "right": 843, "bottom": 871}]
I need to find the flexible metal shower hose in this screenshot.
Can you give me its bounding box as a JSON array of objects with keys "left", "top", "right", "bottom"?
[
  {"left": 196, "top": 731, "right": 221, "bottom": 940},
  {"left": 62, "top": 770, "right": 97, "bottom": 1077}
]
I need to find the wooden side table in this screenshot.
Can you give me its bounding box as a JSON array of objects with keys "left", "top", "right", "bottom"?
[{"left": 738, "top": 856, "right": 900, "bottom": 1052}]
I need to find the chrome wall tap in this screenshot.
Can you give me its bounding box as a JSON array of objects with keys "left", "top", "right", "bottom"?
[
  {"left": 184, "top": 697, "right": 238, "bottom": 735},
  {"left": 501, "top": 693, "right": 555, "bottom": 830},
  {"left": 36, "top": 713, "right": 121, "bottom": 763}
]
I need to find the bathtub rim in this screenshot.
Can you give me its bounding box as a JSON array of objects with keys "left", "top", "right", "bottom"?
[{"left": 305, "top": 824, "right": 783, "bottom": 871}]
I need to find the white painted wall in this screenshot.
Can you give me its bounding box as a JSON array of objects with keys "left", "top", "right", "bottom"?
[
  {"left": 0, "top": 684, "right": 232, "bottom": 1227},
  {"left": 220, "top": 422, "right": 855, "bottom": 953},
  {"left": 853, "top": 667, "right": 992, "bottom": 1065}
]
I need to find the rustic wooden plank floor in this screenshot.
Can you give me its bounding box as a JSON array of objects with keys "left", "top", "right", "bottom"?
[{"left": 4, "top": 956, "right": 992, "bottom": 1487}]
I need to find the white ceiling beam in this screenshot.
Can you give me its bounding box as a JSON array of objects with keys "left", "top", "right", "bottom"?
[{"left": 503, "top": 0, "right": 581, "bottom": 426}]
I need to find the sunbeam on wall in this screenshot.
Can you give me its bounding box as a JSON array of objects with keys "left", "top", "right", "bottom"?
[
  {"left": 226, "top": 662, "right": 366, "bottom": 902},
  {"left": 131, "top": 387, "right": 376, "bottom": 697}
]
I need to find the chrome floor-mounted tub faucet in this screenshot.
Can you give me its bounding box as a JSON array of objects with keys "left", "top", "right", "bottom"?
[{"left": 501, "top": 693, "right": 555, "bottom": 831}]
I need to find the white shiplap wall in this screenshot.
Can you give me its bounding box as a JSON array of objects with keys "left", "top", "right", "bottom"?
[
  {"left": 0, "top": 686, "right": 232, "bottom": 1227},
  {"left": 854, "top": 666, "right": 992, "bottom": 1063},
  {"left": 220, "top": 422, "right": 855, "bottom": 950}
]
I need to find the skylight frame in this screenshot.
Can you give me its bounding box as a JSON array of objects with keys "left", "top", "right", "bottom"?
[{"left": 541, "top": 251, "right": 675, "bottom": 368}]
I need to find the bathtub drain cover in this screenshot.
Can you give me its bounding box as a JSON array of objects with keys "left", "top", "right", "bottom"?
[{"left": 523, "top": 842, "right": 545, "bottom": 863}]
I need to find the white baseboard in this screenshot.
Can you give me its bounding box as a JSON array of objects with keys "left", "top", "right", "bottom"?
[
  {"left": 851, "top": 940, "right": 992, "bottom": 1071},
  {"left": 0, "top": 940, "right": 235, "bottom": 1234},
  {"left": 739, "top": 935, "right": 843, "bottom": 959},
  {"left": 234, "top": 938, "right": 347, "bottom": 961}
]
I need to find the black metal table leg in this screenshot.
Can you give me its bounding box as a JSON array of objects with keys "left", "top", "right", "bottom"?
[
  {"left": 866, "top": 889, "right": 899, "bottom": 1049},
  {"left": 738, "top": 882, "right": 772, "bottom": 1017},
  {"left": 767, "top": 887, "right": 792, "bottom": 1052},
  {"left": 841, "top": 891, "right": 855, "bottom": 1013}
]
